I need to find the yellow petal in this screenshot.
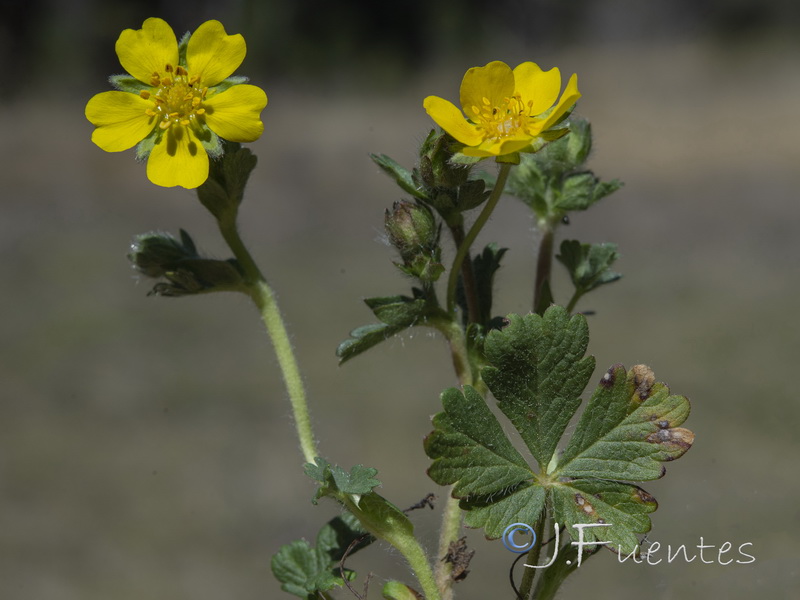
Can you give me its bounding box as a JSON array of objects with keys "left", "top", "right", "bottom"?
[
  {"left": 146, "top": 126, "right": 209, "bottom": 188},
  {"left": 459, "top": 61, "right": 514, "bottom": 116},
  {"left": 204, "top": 84, "right": 267, "bottom": 142},
  {"left": 116, "top": 18, "right": 178, "bottom": 83},
  {"left": 85, "top": 91, "right": 155, "bottom": 151},
  {"left": 512, "top": 62, "right": 562, "bottom": 115},
  {"left": 535, "top": 73, "right": 581, "bottom": 132},
  {"left": 187, "top": 20, "right": 246, "bottom": 87},
  {"left": 423, "top": 96, "right": 484, "bottom": 146},
  {"left": 464, "top": 135, "right": 533, "bottom": 158}
]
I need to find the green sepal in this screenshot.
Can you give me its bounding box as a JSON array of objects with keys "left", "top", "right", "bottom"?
[
  {"left": 135, "top": 127, "right": 159, "bottom": 161},
  {"left": 209, "top": 75, "right": 250, "bottom": 95},
  {"left": 195, "top": 126, "right": 223, "bottom": 159},
  {"left": 370, "top": 153, "right": 427, "bottom": 199},
  {"left": 495, "top": 152, "right": 520, "bottom": 165},
  {"left": 177, "top": 31, "right": 190, "bottom": 66},
  {"left": 196, "top": 142, "right": 257, "bottom": 220},
  {"left": 557, "top": 240, "right": 621, "bottom": 301},
  {"left": 336, "top": 293, "right": 448, "bottom": 363},
  {"left": 449, "top": 153, "right": 483, "bottom": 166},
  {"left": 271, "top": 512, "right": 369, "bottom": 599},
  {"left": 108, "top": 74, "right": 150, "bottom": 93}
]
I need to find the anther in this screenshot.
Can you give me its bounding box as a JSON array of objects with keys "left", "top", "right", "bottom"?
[{"left": 139, "top": 90, "right": 151, "bottom": 99}]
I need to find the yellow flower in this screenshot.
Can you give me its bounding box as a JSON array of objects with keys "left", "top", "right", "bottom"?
[
  {"left": 423, "top": 61, "right": 580, "bottom": 159},
  {"left": 85, "top": 18, "right": 267, "bottom": 189}
]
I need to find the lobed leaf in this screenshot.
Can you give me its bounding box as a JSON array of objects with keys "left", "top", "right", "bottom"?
[
  {"left": 482, "top": 308, "right": 595, "bottom": 468},
  {"left": 424, "top": 310, "right": 694, "bottom": 553}
]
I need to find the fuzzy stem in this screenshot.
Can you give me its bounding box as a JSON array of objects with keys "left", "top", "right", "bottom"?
[
  {"left": 533, "top": 222, "right": 555, "bottom": 312},
  {"left": 448, "top": 223, "right": 480, "bottom": 324},
  {"left": 218, "top": 216, "right": 318, "bottom": 465},
  {"left": 434, "top": 493, "right": 463, "bottom": 600},
  {"left": 518, "top": 514, "right": 547, "bottom": 599},
  {"left": 446, "top": 163, "right": 512, "bottom": 315}
]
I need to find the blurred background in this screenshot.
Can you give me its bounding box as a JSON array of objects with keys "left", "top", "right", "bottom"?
[{"left": 2, "top": 0, "right": 799, "bottom": 598}]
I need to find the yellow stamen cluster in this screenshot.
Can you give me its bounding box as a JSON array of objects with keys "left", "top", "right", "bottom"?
[
  {"left": 470, "top": 95, "right": 533, "bottom": 140},
  {"left": 141, "top": 64, "right": 208, "bottom": 130}
]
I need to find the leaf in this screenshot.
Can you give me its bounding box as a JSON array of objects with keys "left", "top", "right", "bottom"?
[
  {"left": 305, "top": 457, "right": 381, "bottom": 499},
  {"left": 424, "top": 308, "right": 694, "bottom": 552},
  {"left": 370, "top": 153, "right": 427, "bottom": 199},
  {"left": 307, "top": 458, "right": 417, "bottom": 555},
  {"left": 557, "top": 240, "right": 622, "bottom": 298},
  {"left": 337, "top": 294, "right": 447, "bottom": 363},
  {"left": 424, "top": 385, "right": 546, "bottom": 538},
  {"left": 455, "top": 243, "right": 507, "bottom": 327},
  {"left": 482, "top": 309, "right": 595, "bottom": 468},
  {"left": 271, "top": 512, "right": 368, "bottom": 599}
]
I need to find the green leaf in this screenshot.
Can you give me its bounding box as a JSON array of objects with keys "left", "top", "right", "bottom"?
[
  {"left": 557, "top": 364, "right": 694, "bottom": 480},
  {"left": 337, "top": 294, "right": 448, "bottom": 363},
  {"left": 557, "top": 240, "right": 622, "bottom": 300},
  {"left": 271, "top": 512, "right": 368, "bottom": 599},
  {"left": 370, "top": 153, "right": 427, "bottom": 199},
  {"left": 305, "top": 457, "right": 380, "bottom": 498},
  {"left": 455, "top": 243, "right": 507, "bottom": 327},
  {"left": 482, "top": 309, "right": 595, "bottom": 468},
  {"left": 424, "top": 309, "right": 694, "bottom": 552},
  {"left": 307, "top": 458, "right": 416, "bottom": 556},
  {"left": 555, "top": 172, "right": 623, "bottom": 212}
]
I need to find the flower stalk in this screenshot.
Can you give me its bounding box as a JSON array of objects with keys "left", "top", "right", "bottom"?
[
  {"left": 217, "top": 214, "right": 318, "bottom": 464},
  {"left": 446, "top": 163, "right": 512, "bottom": 314}
]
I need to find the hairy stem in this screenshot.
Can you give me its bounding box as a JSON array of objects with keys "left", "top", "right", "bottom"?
[
  {"left": 518, "top": 514, "right": 547, "bottom": 599},
  {"left": 434, "top": 493, "right": 463, "bottom": 600},
  {"left": 218, "top": 216, "right": 318, "bottom": 465},
  {"left": 448, "top": 222, "right": 480, "bottom": 324},
  {"left": 533, "top": 222, "right": 555, "bottom": 312},
  {"left": 446, "top": 163, "right": 512, "bottom": 315}
]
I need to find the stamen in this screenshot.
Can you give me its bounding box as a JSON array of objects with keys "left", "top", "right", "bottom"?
[{"left": 139, "top": 90, "right": 151, "bottom": 99}]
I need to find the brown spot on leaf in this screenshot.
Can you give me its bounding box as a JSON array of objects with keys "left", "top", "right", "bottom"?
[
  {"left": 600, "top": 365, "right": 619, "bottom": 388},
  {"left": 634, "top": 488, "right": 657, "bottom": 505},
  {"left": 646, "top": 427, "right": 695, "bottom": 453},
  {"left": 574, "top": 493, "right": 600, "bottom": 518},
  {"left": 630, "top": 364, "right": 656, "bottom": 401}
]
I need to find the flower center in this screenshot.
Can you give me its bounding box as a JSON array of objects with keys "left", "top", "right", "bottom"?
[
  {"left": 470, "top": 94, "right": 532, "bottom": 140},
  {"left": 141, "top": 64, "right": 208, "bottom": 130}
]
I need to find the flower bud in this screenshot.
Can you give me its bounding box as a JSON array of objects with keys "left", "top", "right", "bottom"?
[
  {"left": 384, "top": 201, "right": 443, "bottom": 282},
  {"left": 128, "top": 230, "right": 245, "bottom": 296}
]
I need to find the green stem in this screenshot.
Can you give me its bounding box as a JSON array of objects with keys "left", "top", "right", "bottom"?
[
  {"left": 518, "top": 514, "right": 547, "bottom": 599},
  {"left": 564, "top": 289, "right": 583, "bottom": 314},
  {"left": 446, "top": 163, "right": 512, "bottom": 314},
  {"left": 533, "top": 222, "right": 555, "bottom": 313},
  {"left": 434, "top": 494, "right": 463, "bottom": 600},
  {"left": 218, "top": 216, "right": 318, "bottom": 465},
  {"left": 448, "top": 223, "right": 480, "bottom": 324}
]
